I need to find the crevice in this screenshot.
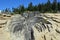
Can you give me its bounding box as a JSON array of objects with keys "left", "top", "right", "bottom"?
[
  {"left": 44, "top": 35, "right": 46, "bottom": 40},
  {"left": 31, "top": 28, "right": 35, "bottom": 40},
  {"left": 55, "top": 29, "right": 60, "bottom": 34},
  {"left": 47, "top": 25, "right": 50, "bottom": 32},
  {"left": 51, "top": 38, "right": 53, "bottom": 40}
]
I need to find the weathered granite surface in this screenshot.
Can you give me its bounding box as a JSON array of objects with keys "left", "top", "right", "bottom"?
[{"left": 0, "top": 13, "right": 60, "bottom": 40}]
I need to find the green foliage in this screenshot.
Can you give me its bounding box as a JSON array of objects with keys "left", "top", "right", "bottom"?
[
  {"left": 52, "top": 0, "right": 57, "bottom": 13},
  {"left": 37, "top": 4, "right": 42, "bottom": 11},
  {"left": 27, "top": 2, "right": 34, "bottom": 11},
  {"left": 12, "top": 8, "right": 19, "bottom": 14},
  {"left": 12, "top": 5, "right": 25, "bottom": 14},
  {"left": 58, "top": 2, "right": 60, "bottom": 11},
  {"left": 33, "top": 5, "right": 38, "bottom": 11},
  {"left": 19, "top": 5, "right": 25, "bottom": 13},
  {"left": 46, "top": 0, "right": 52, "bottom": 12},
  {"left": 2, "top": 0, "right": 60, "bottom": 14},
  {"left": 2, "top": 8, "right": 11, "bottom": 13}
]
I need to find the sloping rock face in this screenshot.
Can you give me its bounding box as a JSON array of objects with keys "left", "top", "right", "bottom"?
[
  {"left": 0, "top": 14, "right": 11, "bottom": 40},
  {"left": 6, "top": 13, "right": 60, "bottom": 40}
]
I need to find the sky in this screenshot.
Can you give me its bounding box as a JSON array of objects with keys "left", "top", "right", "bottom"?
[{"left": 0, "top": 0, "right": 60, "bottom": 10}]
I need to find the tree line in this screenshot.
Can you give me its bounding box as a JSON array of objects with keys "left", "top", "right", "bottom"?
[{"left": 2, "top": 0, "right": 60, "bottom": 14}]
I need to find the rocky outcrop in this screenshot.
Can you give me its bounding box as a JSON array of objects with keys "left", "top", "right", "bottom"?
[
  {"left": 7, "top": 13, "right": 60, "bottom": 40},
  {"left": 1, "top": 13, "right": 60, "bottom": 40},
  {"left": 0, "top": 14, "right": 11, "bottom": 40}
]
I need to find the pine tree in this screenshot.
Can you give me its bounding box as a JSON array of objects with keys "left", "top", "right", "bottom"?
[
  {"left": 12, "top": 8, "right": 19, "bottom": 14},
  {"left": 46, "top": 0, "right": 52, "bottom": 12},
  {"left": 38, "top": 4, "right": 42, "bottom": 12},
  {"left": 33, "top": 5, "right": 38, "bottom": 11},
  {"left": 2, "top": 8, "right": 11, "bottom": 14},
  {"left": 27, "top": 2, "right": 34, "bottom": 11},
  {"left": 58, "top": 2, "right": 60, "bottom": 12},
  {"left": 52, "top": 0, "right": 57, "bottom": 13},
  {"left": 19, "top": 5, "right": 25, "bottom": 13}
]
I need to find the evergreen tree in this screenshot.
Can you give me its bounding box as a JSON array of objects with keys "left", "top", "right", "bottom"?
[
  {"left": 52, "top": 0, "right": 57, "bottom": 12},
  {"left": 41, "top": 4, "right": 46, "bottom": 13},
  {"left": 46, "top": 0, "right": 52, "bottom": 12},
  {"left": 37, "top": 4, "right": 42, "bottom": 12},
  {"left": 33, "top": 5, "right": 38, "bottom": 11},
  {"left": 2, "top": 8, "right": 11, "bottom": 13},
  {"left": 58, "top": 2, "right": 60, "bottom": 11},
  {"left": 12, "top": 8, "right": 19, "bottom": 14},
  {"left": 19, "top": 5, "right": 25, "bottom": 13},
  {"left": 12, "top": 5, "right": 25, "bottom": 14},
  {"left": 27, "top": 2, "right": 34, "bottom": 11},
  {"left": 5, "top": 0, "right": 60, "bottom": 14}
]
